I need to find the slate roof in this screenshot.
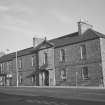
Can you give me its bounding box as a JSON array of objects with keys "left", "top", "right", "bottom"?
[
  {"left": 0, "top": 29, "right": 105, "bottom": 63},
  {"left": 49, "top": 29, "right": 105, "bottom": 48},
  {"left": 0, "top": 47, "right": 35, "bottom": 63}
]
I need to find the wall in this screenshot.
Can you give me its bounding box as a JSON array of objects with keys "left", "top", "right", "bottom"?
[
  {"left": 54, "top": 38, "right": 103, "bottom": 86},
  {"left": 0, "top": 53, "right": 37, "bottom": 86},
  {"left": 38, "top": 47, "right": 55, "bottom": 86},
  {"left": 100, "top": 38, "right": 105, "bottom": 86}
]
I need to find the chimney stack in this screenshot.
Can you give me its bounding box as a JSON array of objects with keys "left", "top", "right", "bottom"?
[
  {"left": 33, "top": 36, "right": 44, "bottom": 48},
  {"left": 33, "top": 37, "right": 36, "bottom": 48},
  {"left": 78, "top": 21, "right": 93, "bottom": 35}
]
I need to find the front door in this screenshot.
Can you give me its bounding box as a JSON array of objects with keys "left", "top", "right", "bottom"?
[
  {"left": 44, "top": 71, "right": 49, "bottom": 86},
  {"left": 39, "top": 70, "right": 49, "bottom": 86}
]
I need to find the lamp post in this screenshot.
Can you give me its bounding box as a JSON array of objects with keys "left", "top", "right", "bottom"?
[
  {"left": 76, "top": 72, "right": 78, "bottom": 87},
  {"left": 16, "top": 51, "right": 18, "bottom": 87}
]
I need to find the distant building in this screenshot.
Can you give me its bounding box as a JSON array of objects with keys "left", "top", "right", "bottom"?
[{"left": 0, "top": 21, "right": 105, "bottom": 87}]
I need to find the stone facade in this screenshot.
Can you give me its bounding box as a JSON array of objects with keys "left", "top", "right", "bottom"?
[
  {"left": 54, "top": 38, "right": 103, "bottom": 86},
  {"left": 0, "top": 22, "right": 105, "bottom": 87}
]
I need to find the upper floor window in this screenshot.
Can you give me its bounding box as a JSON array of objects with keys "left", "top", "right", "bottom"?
[
  {"left": 82, "top": 67, "right": 88, "bottom": 80},
  {"left": 0, "top": 64, "right": 3, "bottom": 73},
  {"left": 60, "top": 68, "right": 67, "bottom": 81},
  {"left": 80, "top": 45, "right": 87, "bottom": 60},
  {"left": 19, "top": 59, "right": 22, "bottom": 69},
  {"left": 60, "top": 49, "right": 65, "bottom": 62},
  {"left": 43, "top": 52, "right": 48, "bottom": 65},
  {"left": 7, "top": 62, "right": 9, "bottom": 71},
  {"left": 31, "top": 56, "right": 34, "bottom": 67}
]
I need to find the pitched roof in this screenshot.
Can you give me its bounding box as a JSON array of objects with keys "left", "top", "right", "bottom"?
[
  {"left": 0, "top": 47, "right": 35, "bottom": 63},
  {"left": 0, "top": 29, "right": 105, "bottom": 63},
  {"left": 49, "top": 29, "right": 105, "bottom": 48}
]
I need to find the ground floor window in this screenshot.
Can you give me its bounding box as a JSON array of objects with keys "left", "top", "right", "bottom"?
[
  {"left": 82, "top": 67, "right": 88, "bottom": 80},
  {"left": 60, "top": 68, "right": 67, "bottom": 81},
  {"left": 19, "top": 75, "right": 23, "bottom": 84},
  {"left": 31, "top": 76, "right": 36, "bottom": 84},
  {"left": 0, "top": 77, "right": 3, "bottom": 86}
]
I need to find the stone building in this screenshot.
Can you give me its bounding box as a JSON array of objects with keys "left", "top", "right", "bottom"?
[{"left": 0, "top": 21, "right": 105, "bottom": 87}]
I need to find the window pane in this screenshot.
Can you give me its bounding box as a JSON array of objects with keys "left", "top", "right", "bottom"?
[
  {"left": 32, "top": 56, "right": 34, "bottom": 66},
  {"left": 19, "top": 59, "right": 22, "bottom": 69},
  {"left": 43, "top": 53, "right": 48, "bottom": 64},
  {"left": 80, "top": 45, "right": 86, "bottom": 60},
  {"left": 61, "top": 69, "right": 66, "bottom": 80},
  {"left": 60, "top": 49, "right": 65, "bottom": 62},
  {"left": 82, "top": 67, "right": 88, "bottom": 79}
]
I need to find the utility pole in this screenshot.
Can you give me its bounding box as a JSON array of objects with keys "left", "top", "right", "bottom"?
[
  {"left": 16, "top": 51, "right": 18, "bottom": 87},
  {"left": 76, "top": 72, "right": 78, "bottom": 87}
]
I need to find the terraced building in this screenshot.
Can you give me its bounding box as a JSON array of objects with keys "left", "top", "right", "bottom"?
[{"left": 0, "top": 21, "right": 105, "bottom": 87}]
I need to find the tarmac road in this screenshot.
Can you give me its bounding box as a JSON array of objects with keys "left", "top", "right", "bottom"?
[{"left": 0, "top": 92, "right": 105, "bottom": 105}]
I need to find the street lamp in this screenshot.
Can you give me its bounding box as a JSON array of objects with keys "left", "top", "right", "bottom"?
[
  {"left": 16, "top": 51, "right": 19, "bottom": 87},
  {"left": 76, "top": 72, "right": 78, "bottom": 87}
]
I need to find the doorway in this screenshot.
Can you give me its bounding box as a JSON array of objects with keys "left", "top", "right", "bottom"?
[{"left": 39, "top": 70, "right": 49, "bottom": 86}]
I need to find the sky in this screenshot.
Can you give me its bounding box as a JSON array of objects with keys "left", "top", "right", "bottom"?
[{"left": 0, "top": 0, "right": 105, "bottom": 53}]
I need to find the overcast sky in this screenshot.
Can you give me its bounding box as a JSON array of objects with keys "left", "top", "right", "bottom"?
[{"left": 0, "top": 0, "right": 105, "bottom": 52}]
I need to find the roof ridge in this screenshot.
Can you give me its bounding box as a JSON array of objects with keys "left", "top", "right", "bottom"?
[{"left": 49, "top": 32, "right": 78, "bottom": 42}]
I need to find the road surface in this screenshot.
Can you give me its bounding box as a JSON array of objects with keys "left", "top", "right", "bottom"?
[{"left": 0, "top": 92, "right": 105, "bottom": 105}]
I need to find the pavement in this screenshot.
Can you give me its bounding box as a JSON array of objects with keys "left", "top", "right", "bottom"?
[{"left": 0, "top": 86, "right": 105, "bottom": 104}]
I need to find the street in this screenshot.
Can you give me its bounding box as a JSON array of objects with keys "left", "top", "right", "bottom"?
[{"left": 0, "top": 92, "right": 105, "bottom": 105}]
